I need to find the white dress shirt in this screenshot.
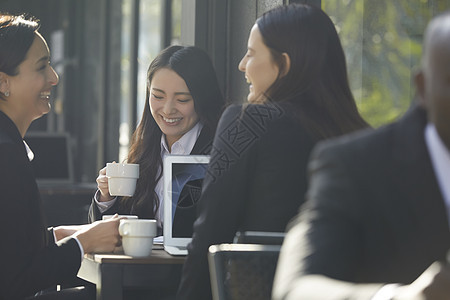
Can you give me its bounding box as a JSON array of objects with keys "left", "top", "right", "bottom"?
[{"left": 95, "top": 122, "right": 203, "bottom": 229}]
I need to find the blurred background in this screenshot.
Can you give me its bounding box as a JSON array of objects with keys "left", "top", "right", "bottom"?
[{"left": 1, "top": 0, "right": 449, "bottom": 224}]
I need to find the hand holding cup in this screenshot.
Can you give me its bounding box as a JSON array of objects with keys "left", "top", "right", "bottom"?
[
  {"left": 96, "top": 164, "right": 112, "bottom": 202},
  {"left": 73, "top": 217, "right": 122, "bottom": 254}
]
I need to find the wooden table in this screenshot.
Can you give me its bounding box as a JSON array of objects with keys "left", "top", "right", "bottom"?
[{"left": 77, "top": 247, "right": 185, "bottom": 300}]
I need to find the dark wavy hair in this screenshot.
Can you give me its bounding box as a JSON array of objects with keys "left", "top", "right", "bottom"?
[
  {"left": 0, "top": 13, "right": 40, "bottom": 100},
  {"left": 119, "top": 45, "right": 225, "bottom": 217},
  {"left": 255, "top": 3, "right": 369, "bottom": 139}
]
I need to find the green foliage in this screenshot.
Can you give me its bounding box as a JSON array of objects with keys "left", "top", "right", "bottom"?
[
  {"left": 323, "top": 0, "right": 448, "bottom": 128},
  {"left": 358, "top": 82, "right": 406, "bottom": 128}
]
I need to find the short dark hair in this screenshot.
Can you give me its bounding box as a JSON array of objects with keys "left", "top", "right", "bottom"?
[
  {"left": 256, "top": 4, "right": 369, "bottom": 138},
  {"left": 0, "top": 13, "right": 40, "bottom": 100}
]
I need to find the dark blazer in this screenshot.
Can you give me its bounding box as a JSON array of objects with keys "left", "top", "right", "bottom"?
[
  {"left": 88, "top": 125, "right": 214, "bottom": 223},
  {"left": 273, "top": 105, "right": 450, "bottom": 300},
  {"left": 177, "top": 103, "right": 316, "bottom": 300},
  {"left": 0, "top": 111, "right": 81, "bottom": 300}
]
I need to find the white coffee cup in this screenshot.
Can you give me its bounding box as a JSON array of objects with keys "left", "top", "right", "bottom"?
[
  {"left": 102, "top": 215, "right": 138, "bottom": 220},
  {"left": 106, "top": 163, "right": 139, "bottom": 197},
  {"left": 118, "top": 219, "right": 157, "bottom": 257}
]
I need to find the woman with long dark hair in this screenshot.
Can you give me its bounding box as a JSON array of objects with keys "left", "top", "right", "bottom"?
[
  {"left": 88, "top": 46, "right": 225, "bottom": 233},
  {"left": 177, "top": 4, "right": 370, "bottom": 299}
]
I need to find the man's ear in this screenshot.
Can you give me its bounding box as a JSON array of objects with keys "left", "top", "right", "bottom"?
[
  {"left": 280, "top": 52, "right": 291, "bottom": 78},
  {"left": 414, "top": 70, "right": 426, "bottom": 108},
  {"left": 0, "top": 72, "right": 10, "bottom": 95}
]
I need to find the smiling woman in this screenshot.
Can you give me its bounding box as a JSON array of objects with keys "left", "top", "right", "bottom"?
[
  {"left": 177, "top": 4, "right": 371, "bottom": 300},
  {"left": 88, "top": 45, "right": 225, "bottom": 238},
  {"left": 0, "top": 13, "right": 122, "bottom": 300},
  {"left": 0, "top": 28, "right": 58, "bottom": 137},
  {"left": 6, "top": 33, "right": 58, "bottom": 129},
  {"left": 149, "top": 68, "right": 199, "bottom": 149},
  {"left": 238, "top": 24, "right": 283, "bottom": 103}
]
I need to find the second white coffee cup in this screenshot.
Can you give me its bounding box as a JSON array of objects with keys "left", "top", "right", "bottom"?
[
  {"left": 106, "top": 163, "right": 139, "bottom": 197},
  {"left": 119, "top": 219, "right": 157, "bottom": 257}
]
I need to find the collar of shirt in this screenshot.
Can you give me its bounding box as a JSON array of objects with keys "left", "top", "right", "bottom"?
[
  {"left": 160, "top": 121, "right": 203, "bottom": 156},
  {"left": 425, "top": 123, "right": 450, "bottom": 226},
  {"left": 23, "top": 140, "right": 34, "bottom": 161}
]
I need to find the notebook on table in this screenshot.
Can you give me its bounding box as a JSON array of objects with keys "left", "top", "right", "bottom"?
[{"left": 163, "top": 155, "right": 210, "bottom": 256}]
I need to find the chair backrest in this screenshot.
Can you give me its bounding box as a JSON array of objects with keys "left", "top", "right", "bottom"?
[
  {"left": 233, "top": 231, "right": 285, "bottom": 245},
  {"left": 208, "top": 244, "right": 281, "bottom": 300}
]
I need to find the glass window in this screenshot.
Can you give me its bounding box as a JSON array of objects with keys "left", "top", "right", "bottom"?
[
  {"left": 120, "top": 0, "right": 133, "bottom": 162},
  {"left": 323, "top": 0, "right": 450, "bottom": 127},
  {"left": 137, "top": 0, "right": 163, "bottom": 118},
  {"left": 171, "top": 0, "right": 182, "bottom": 45},
  {"left": 119, "top": 0, "right": 164, "bottom": 162}
]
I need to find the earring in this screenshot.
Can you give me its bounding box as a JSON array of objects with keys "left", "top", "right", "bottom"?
[{"left": 4, "top": 91, "right": 9, "bottom": 97}]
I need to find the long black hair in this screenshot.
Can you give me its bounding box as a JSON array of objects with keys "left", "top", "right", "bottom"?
[
  {"left": 256, "top": 4, "right": 369, "bottom": 139},
  {"left": 120, "top": 45, "right": 225, "bottom": 217}
]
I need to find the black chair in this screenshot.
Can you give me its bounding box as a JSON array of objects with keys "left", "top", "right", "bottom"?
[
  {"left": 233, "top": 231, "right": 285, "bottom": 245},
  {"left": 208, "top": 243, "right": 281, "bottom": 300}
]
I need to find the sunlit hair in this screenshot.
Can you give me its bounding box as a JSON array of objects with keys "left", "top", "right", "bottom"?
[
  {"left": 0, "top": 13, "right": 40, "bottom": 100},
  {"left": 255, "top": 4, "right": 369, "bottom": 139},
  {"left": 119, "top": 45, "right": 225, "bottom": 217}
]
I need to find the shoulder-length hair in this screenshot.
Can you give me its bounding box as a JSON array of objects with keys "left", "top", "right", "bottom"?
[
  {"left": 256, "top": 3, "right": 369, "bottom": 139},
  {"left": 120, "top": 45, "right": 225, "bottom": 216},
  {"left": 0, "top": 13, "right": 40, "bottom": 100}
]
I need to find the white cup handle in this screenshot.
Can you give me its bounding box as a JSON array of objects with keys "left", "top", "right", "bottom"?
[{"left": 119, "top": 222, "right": 130, "bottom": 236}]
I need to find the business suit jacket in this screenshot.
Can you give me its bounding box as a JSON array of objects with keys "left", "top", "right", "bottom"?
[
  {"left": 273, "top": 105, "right": 450, "bottom": 300},
  {"left": 177, "top": 103, "right": 316, "bottom": 300},
  {"left": 88, "top": 125, "right": 214, "bottom": 222},
  {"left": 0, "top": 111, "right": 81, "bottom": 300}
]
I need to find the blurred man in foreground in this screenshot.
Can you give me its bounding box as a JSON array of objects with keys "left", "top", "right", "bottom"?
[{"left": 273, "top": 10, "right": 450, "bottom": 300}]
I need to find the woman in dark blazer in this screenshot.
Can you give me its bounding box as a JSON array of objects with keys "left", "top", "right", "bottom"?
[
  {"left": 0, "top": 14, "right": 120, "bottom": 300},
  {"left": 177, "top": 4, "right": 370, "bottom": 300},
  {"left": 88, "top": 46, "right": 225, "bottom": 234}
]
